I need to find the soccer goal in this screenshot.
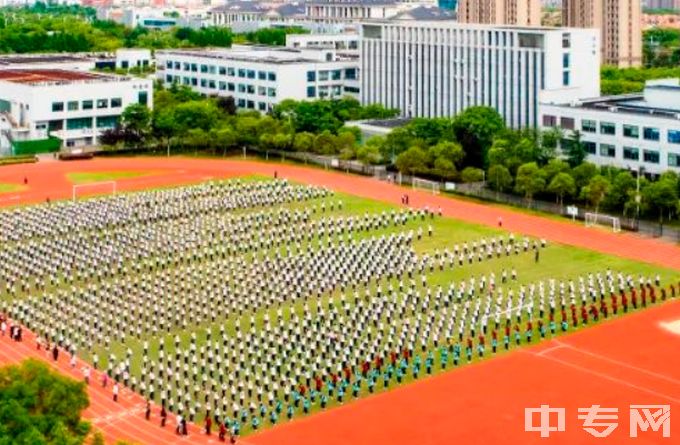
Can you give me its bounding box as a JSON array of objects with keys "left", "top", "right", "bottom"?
[
  {"left": 72, "top": 181, "right": 117, "bottom": 202},
  {"left": 584, "top": 212, "right": 621, "bottom": 233},
  {"left": 412, "top": 177, "right": 440, "bottom": 194}
]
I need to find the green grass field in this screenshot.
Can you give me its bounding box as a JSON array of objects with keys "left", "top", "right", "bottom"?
[
  {"left": 66, "top": 170, "right": 155, "bottom": 184},
  {"left": 0, "top": 182, "right": 25, "bottom": 194},
  {"left": 2, "top": 177, "right": 678, "bottom": 434}
]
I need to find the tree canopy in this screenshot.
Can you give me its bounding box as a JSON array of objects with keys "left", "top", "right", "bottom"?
[{"left": 0, "top": 359, "right": 90, "bottom": 445}]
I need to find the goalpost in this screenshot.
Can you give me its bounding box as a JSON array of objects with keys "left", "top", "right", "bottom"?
[
  {"left": 72, "top": 181, "right": 117, "bottom": 202},
  {"left": 584, "top": 212, "right": 621, "bottom": 233},
  {"left": 412, "top": 177, "right": 440, "bottom": 195}
]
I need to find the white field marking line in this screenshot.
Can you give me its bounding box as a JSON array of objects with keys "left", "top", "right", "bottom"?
[
  {"left": 535, "top": 344, "right": 566, "bottom": 357},
  {"left": 529, "top": 351, "right": 680, "bottom": 404},
  {"left": 660, "top": 320, "right": 680, "bottom": 336},
  {"left": 91, "top": 404, "right": 147, "bottom": 425},
  {"left": 552, "top": 339, "right": 680, "bottom": 386},
  {"left": 0, "top": 194, "right": 20, "bottom": 202}
]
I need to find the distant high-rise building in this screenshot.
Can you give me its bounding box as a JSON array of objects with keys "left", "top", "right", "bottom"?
[
  {"left": 644, "top": 0, "right": 680, "bottom": 10},
  {"left": 563, "top": 0, "right": 642, "bottom": 67},
  {"left": 457, "top": 0, "right": 541, "bottom": 26}
]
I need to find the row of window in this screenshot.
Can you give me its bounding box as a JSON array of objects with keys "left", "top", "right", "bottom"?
[
  {"left": 64, "top": 116, "right": 119, "bottom": 130},
  {"left": 306, "top": 85, "right": 346, "bottom": 98},
  {"left": 236, "top": 99, "right": 273, "bottom": 112},
  {"left": 52, "top": 98, "right": 122, "bottom": 113},
  {"left": 164, "top": 61, "right": 277, "bottom": 82},
  {"left": 544, "top": 115, "right": 680, "bottom": 144},
  {"left": 307, "top": 68, "right": 357, "bottom": 82},
  {"left": 580, "top": 140, "right": 680, "bottom": 165},
  {"left": 167, "top": 75, "right": 277, "bottom": 97}
]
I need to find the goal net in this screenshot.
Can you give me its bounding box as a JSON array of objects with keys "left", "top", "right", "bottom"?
[
  {"left": 72, "top": 181, "right": 117, "bottom": 202},
  {"left": 412, "top": 177, "right": 440, "bottom": 194},
  {"left": 584, "top": 212, "right": 621, "bottom": 233}
]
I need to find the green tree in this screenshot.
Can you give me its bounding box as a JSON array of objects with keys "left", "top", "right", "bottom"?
[
  {"left": 0, "top": 359, "right": 90, "bottom": 445},
  {"left": 547, "top": 172, "right": 576, "bottom": 208},
  {"left": 643, "top": 178, "right": 679, "bottom": 226},
  {"left": 395, "top": 146, "right": 429, "bottom": 175},
  {"left": 602, "top": 171, "right": 636, "bottom": 212},
  {"left": 515, "top": 162, "right": 546, "bottom": 206},
  {"left": 429, "top": 140, "right": 465, "bottom": 167},
  {"left": 460, "top": 167, "right": 485, "bottom": 183},
  {"left": 542, "top": 158, "right": 570, "bottom": 184},
  {"left": 581, "top": 175, "right": 611, "bottom": 214},
  {"left": 292, "top": 132, "right": 315, "bottom": 152},
  {"left": 570, "top": 162, "right": 598, "bottom": 191},
  {"left": 121, "top": 103, "right": 151, "bottom": 140},
  {"left": 452, "top": 106, "right": 505, "bottom": 168},
  {"left": 563, "top": 130, "right": 587, "bottom": 167},
  {"left": 91, "top": 432, "right": 105, "bottom": 445},
  {"left": 487, "top": 164, "right": 513, "bottom": 192}
]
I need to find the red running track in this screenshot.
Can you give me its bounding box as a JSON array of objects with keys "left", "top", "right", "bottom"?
[{"left": 0, "top": 157, "right": 679, "bottom": 445}]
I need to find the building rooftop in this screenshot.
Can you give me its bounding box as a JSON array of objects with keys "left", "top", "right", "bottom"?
[
  {"left": 0, "top": 54, "right": 95, "bottom": 66},
  {"left": 158, "top": 46, "right": 346, "bottom": 65},
  {"left": 552, "top": 81, "right": 680, "bottom": 121},
  {"left": 391, "top": 5, "right": 456, "bottom": 21},
  {"left": 0, "top": 69, "right": 132, "bottom": 86}
]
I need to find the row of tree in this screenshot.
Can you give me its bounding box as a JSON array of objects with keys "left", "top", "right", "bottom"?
[
  {"left": 102, "top": 84, "right": 397, "bottom": 158},
  {"left": 0, "top": 3, "right": 307, "bottom": 53}
]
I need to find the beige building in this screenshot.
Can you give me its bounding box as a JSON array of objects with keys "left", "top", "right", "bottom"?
[
  {"left": 457, "top": 0, "right": 541, "bottom": 26},
  {"left": 563, "top": 0, "right": 642, "bottom": 67}
]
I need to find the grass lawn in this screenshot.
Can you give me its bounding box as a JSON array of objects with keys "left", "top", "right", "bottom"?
[
  {"left": 2, "top": 177, "right": 678, "bottom": 434},
  {"left": 0, "top": 182, "right": 26, "bottom": 194},
  {"left": 66, "top": 170, "right": 156, "bottom": 184}
]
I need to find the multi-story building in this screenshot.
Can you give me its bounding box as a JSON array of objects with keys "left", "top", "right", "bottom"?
[
  {"left": 0, "top": 69, "right": 153, "bottom": 154},
  {"left": 285, "top": 33, "right": 360, "bottom": 51},
  {"left": 563, "top": 0, "right": 642, "bottom": 67},
  {"left": 540, "top": 80, "right": 680, "bottom": 174},
  {"left": 360, "top": 21, "right": 600, "bottom": 128},
  {"left": 457, "top": 0, "right": 541, "bottom": 26},
  {"left": 644, "top": 0, "right": 680, "bottom": 10},
  {"left": 156, "top": 45, "right": 360, "bottom": 112}
]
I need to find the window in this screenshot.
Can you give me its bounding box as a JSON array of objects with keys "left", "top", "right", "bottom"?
[
  {"left": 82, "top": 100, "right": 93, "bottom": 110},
  {"left": 307, "top": 71, "right": 316, "bottom": 82},
  {"left": 600, "top": 122, "right": 616, "bottom": 135},
  {"left": 345, "top": 68, "right": 357, "bottom": 80},
  {"left": 166, "top": 61, "right": 173, "bottom": 69},
  {"left": 268, "top": 88, "right": 276, "bottom": 97},
  {"left": 582, "top": 119, "right": 596, "bottom": 133},
  {"left": 258, "top": 86, "right": 267, "bottom": 96},
  {"left": 331, "top": 70, "right": 342, "bottom": 80},
  {"left": 227, "top": 68, "right": 235, "bottom": 76},
  {"left": 307, "top": 86, "right": 316, "bottom": 98},
  {"left": 208, "top": 65, "right": 216, "bottom": 74},
  {"left": 208, "top": 80, "right": 216, "bottom": 89},
  {"left": 191, "top": 78, "right": 198, "bottom": 86},
  {"left": 246, "top": 85, "right": 255, "bottom": 94},
  {"left": 562, "top": 33, "right": 571, "bottom": 48},
  {"left": 643, "top": 150, "right": 660, "bottom": 163},
  {"left": 200, "top": 79, "right": 208, "bottom": 87},
  {"left": 238, "top": 69, "right": 246, "bottom": 78},
  {"left": 96, "top": 116, "right": 119, "bottom": 129},
  {"left": 562, "top": 71, "right": 570, "bottom": 86},
  {"left": 96, "top": 99, "right": 108, "bottom": 109},
  {"left": 669, "top": 130, "right": 680, "bottom": 144},
  {"left": 542, "top": 115, "right": 557, "bottom": 127},
  {"left": 190, "top": 63, "right": 198, "bottom": 72},
  {"left": 623, "top": 125, "right": 639, "bottom": 138},
  {"left": 268, "top": 72, "right": 276, "bottom": 81},
  {"left": 583, "top": 141, "right": 596, "bottom": 154},
  {"left": 110, "top": 98, "right": 122, "bottom": 108},
  {"left": 237, "top": 98, "right": 245, "bottom": 108},
  {"left": 643, "top": 127, "right": 660, "bottom": 141},
  {"left": 138, "top": 91, "right": 148, "bottom": 106},
  {"left": 246, "top": 100, "right": 254, "bottom": 109},
  {"left": 623, "top": 146, "right": 639, "bottom": 160},
  {"left": 238, "top": 84, "right": 246, "bottom": 93},
  {"left": 174, "top": 62, "right": 180, "bottom": 70},
  {"left": 227, "top": 82, "right": 235, "bottom": 92},
  {"left": 258, "top": 102, "right": 266, "bottom": 111},
  {"left": 562, "top": 53, "right": 570, "bottom": 69},
  {"left": 200, "top": 64, "right": 208, "bottom": 73},
  {"left": 560, "top": 117, "right": 575, "bottom": 130},
  {"left": 219, "top": 67, "right": 226, "bottom": 75},
  {"left": 319, "top": 71, "right": 329, "bottom": 81},
  {"left": 166, "top": 74, "right": 173, "bottom": 83},
  {"left": 599, "top": 144, "right": 616, "bottom": 158},
  {"left": 52, "top": 102, "right": 64, "bottom": 112},
  {"left": 246, "top": 70, "right": 255, "bottom": 79},
  {"left": 183, "top": 62, "right": 190, "bottom": 71},
  {"left": 219, "top": 81, "right": 226, "bottom": 90},
  {"left": 258, "top": 71, "right": 266, "bottom": 80},
  {"left": 669, "top": 153, "right": 680, "bottom": 167},
  {"left": 66, "top": 117, "right": 92, "bottom": 130},
  {"left": 67, "top": 101, "right": 79, "bottom": 111}
]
